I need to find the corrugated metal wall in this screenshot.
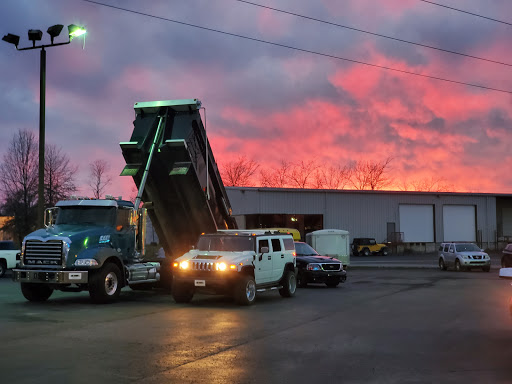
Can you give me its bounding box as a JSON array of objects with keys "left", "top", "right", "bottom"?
[{"left": 226, "top": 187, "right": 499, "bottom": 248}]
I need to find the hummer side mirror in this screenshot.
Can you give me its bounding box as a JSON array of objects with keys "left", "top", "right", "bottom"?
[{"left": 259, "top": 246, "right": 269, "bottom": 261}]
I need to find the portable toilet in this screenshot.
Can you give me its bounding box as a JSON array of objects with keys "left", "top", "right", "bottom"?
[{"left": 306, "top": 229, "right": 350, "bottom": 267}]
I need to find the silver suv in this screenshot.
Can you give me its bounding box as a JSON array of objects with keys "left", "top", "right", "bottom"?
[{"left": 438, "top": 242, "right": 491, "bottom": 272}]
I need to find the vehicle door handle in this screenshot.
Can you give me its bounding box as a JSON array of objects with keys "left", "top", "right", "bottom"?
[
  {"left": 268, "top": 255, "right": 271, "bottom": 260},
  {"left": 281, "top": 254, "right": 284, "bottom": 258}
]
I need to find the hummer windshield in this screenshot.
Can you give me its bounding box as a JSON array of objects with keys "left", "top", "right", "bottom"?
[
  {"left": 196, "top": 235, "right": 255, "bottom": 252},
  {"left": 56, "top": 206, "right": 116, "bottom": 227}
]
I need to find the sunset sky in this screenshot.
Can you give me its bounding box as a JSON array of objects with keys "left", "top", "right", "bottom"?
[{"left": 2, "top": 0, "right": 512, "bottom": 199}]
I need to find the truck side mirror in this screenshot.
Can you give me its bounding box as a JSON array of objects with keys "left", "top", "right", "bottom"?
[{"left": 44, "top": 207, "right": 58, "bottom": 228}]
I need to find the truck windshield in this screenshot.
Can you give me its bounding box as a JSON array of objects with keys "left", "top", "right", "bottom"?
[
  {"left": 56, "top": 206, "right": 116, "bottom": 227},
  {"left": 196, "top": 236, "right": 255, "bottom": 252}
]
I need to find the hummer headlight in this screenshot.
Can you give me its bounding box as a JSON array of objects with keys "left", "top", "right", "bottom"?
[
  {"left": 216, "top": 262, "right": 227, "bottom": 271},
  {"left": 180, "top": 261, "right": 189, "bottom": 270}
]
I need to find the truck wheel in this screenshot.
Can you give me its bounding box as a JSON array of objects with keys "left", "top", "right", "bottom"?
[
  {"left": 279, "top": 270, "right": 297, "bottom": 298},
  {"left": 439, "top": 258, "right": 447, "bottom": 271},
  {"left": 89, "top": 263, "right": 122, "bottom": 304},
  {"left": 21, "top": 283, "right": 53, "bottom": 302},
  {"left": 454, "top": 259, "right": 463, "bottom": 272},
  {"left": 381, "top": 247, "right": 390, "bottom": 256},
  {"left": 0, "top": 260, "right": 6, "bottom": 277},
  {"left": 362, "top": 248, "right": 370, "bottom": 256},
  {"left": 171, "top": 282, "right": 194, "bottom": 303},
  {"left": 234, "top": 275, "right": 256, "bottom": 305}
]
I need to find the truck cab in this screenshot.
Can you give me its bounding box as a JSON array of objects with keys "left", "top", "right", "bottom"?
[{"left": 13, "top": 197, "right": 159, "bottom": 303}]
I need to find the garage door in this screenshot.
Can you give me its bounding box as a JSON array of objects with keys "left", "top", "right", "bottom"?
[
  {"left": 443, "top": 205, "right": 476, "bottom": 242},
  {"left": 399, "top": 205, "right": 434, "bottom": 242}
]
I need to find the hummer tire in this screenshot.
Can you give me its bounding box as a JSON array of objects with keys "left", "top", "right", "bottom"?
[
  {"left": 234, "top": 275, "right": 256, "bottom": 305},
  {"left": 279, "top": 270, "right": 297, "bottom": 298},
  {"left": 171, "top": 281, "right": 194, "bottom": 303}
]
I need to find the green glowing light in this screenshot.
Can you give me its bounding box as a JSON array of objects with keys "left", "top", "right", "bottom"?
[
  {"left": 68, "top": 24, "right": 86, "bottom": 40},
  {"left": 83, "top": 237, "right": 89, "bottom": 247}
]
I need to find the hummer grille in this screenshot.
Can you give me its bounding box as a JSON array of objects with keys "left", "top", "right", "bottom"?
[
  {"left": 24, "top": 239, "right": 64, "bottom": 268},
  {"left": 191, "top": 261, "right": 215, "bottom": 271}
]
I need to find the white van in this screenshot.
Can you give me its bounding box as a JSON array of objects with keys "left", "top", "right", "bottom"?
[{"left": 306, "top": 229, "right": 350, "bottom": 268}]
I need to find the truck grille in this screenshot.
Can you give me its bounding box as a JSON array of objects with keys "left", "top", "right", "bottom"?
[
  {"left": 24, "top": 239, "right": 64, "bottom": 268},
  {"left": 191, "top": 261, "right": 216, "bottom": 271},
  {"left": 321, "top": 263, "right": 342, "bottom": 271}
]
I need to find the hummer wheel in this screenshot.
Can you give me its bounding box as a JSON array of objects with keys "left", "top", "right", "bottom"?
[
  {"left": 171, "top": 281, "right": 194, "bottom": 303},
  {"left": 279, "top": 270, "right": 297, "bottom": 298},
  {"left": 234, "top": 275, "right": 256, "bottom": 305}
]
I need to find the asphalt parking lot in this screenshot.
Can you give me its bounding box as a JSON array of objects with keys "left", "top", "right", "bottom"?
[{"left": 1, "top": 261, "right": 511, "bottom": 384}]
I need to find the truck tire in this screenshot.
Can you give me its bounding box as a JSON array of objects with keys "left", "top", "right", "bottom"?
[
  {"left": 89, "top": 263, "right": 122, "bottom": 304},
  {"left": 362, "top": 248, "right": 370, "bottom": 256},
  {"left": 0, "top": 260, "right": 6, "bottom": 277},
  {"left": 279, "top": 270, "right": 297, "bottom": 298},
  {"left": 21, "top": 283, "right": 53, "bottom": 302},
  {"left": 381, "top": 247, "right": 390, "bottom": 256},
  {"left": 234, "top": 275, "right": 256, "bottom": 305},
  {"left": 171, "top": 281, "right": 194, "bottom": 303}
]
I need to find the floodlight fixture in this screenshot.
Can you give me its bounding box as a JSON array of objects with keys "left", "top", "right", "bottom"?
[
  {"left": 28, "top": 29, "right": 43, "bottom": 47},
  {"left": 2, "top": 33, "right": 20, "bottom": 47},
  {"left": 68, "top": 24, "right": 86, "bottom": 40},
  {"left": 47, "top": 24, "right": 64, "bottom": 44}
]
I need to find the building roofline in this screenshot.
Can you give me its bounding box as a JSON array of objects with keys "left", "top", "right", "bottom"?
[{"left": 225, "top": 186, "right": 512, "bottom": 198}]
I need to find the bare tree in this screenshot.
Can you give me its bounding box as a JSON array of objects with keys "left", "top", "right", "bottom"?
[
  {"left": 289, "top": 160, "right": 318, "bottom": 189},
  {"left": 0, "top": 130, "right": 38, "bottom": 242},
  {"left": 44, "top": 144, "right": 78, "bottom": 207},
  {"left": 221, "top": 156, "right": 259, "bottom": 187},
  {"left": 313, "top": 164, "right": 352, "bottom": 189},
  {"left": 88, "top": 159, "right": 113, "bottom": 199},
  {"left": 350, "top": 157, "right": 393, "bottom": 190},
  {"left": 400, "top": 176, "right": 453, "bottom": 192},
  {"left": 259, "top": 160, "right": 291, "bottom": 188}
]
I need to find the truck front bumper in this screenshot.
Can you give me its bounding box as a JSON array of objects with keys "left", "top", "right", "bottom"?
[{"left": 12, "top": 269, "right": 89, "bottom": 284}]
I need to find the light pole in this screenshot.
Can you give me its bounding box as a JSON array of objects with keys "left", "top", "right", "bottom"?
[{"left": 2, "top": 24, "right": 86, "bottom": 227}]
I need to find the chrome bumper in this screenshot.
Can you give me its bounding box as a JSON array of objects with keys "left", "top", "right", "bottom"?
[{"left": 13, "top": 269, "right": 89, "bottom": 284}]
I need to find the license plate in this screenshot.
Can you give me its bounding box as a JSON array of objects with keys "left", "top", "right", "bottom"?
[
  {"left": 69, "top": 273, "right": 82, "bottom": 280},
  {"left": 194, "top": 279, "right": 206, "bottom": 287}
]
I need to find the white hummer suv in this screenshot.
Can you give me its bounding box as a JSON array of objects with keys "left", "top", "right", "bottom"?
[{"left": 171, "top": 230, "right": 297, "bottom": 305}]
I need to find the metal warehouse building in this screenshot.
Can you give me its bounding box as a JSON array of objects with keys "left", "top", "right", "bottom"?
[{"left": 226, "top": 187, "right": 512, "bottom": 251}]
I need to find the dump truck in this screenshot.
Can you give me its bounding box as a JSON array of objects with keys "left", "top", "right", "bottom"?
[{"left": 12, "top": 99, "right": 237, "bottom": 303}]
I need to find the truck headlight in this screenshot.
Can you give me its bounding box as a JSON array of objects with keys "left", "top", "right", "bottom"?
[
  {"left": 307, "top": 263, "right": 322, "bottom": 271},
  {"left": 74, "top": 259, "right": 98, "bottom": 266}
]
